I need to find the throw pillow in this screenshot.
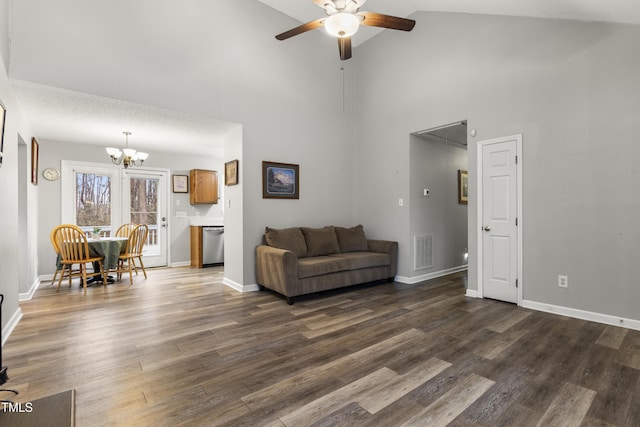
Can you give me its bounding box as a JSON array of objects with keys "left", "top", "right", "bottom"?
[
  {"left": 301, "top": 226, "right": 341, "bottom": 257},
  {"left": 335, "top": 225, "right": 369, "bottom": 252},
  {"left": 264, "top": 227, "right": 308, "bottom": 258}
]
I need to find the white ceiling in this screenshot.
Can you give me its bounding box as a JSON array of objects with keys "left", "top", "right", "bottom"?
[
  {"left": 12, "top": 80, "right": 238, "bottom": 156},
  {"left": 259, "top": 0, "right": 640, "bottom": 46},
  {"left": 9, "top": 0, "right": 640, "bottom": 156}
]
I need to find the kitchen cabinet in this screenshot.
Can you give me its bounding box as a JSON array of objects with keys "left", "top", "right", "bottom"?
[
  {"left": 190, "top": 225, "right": 224, "bottom": 267},
  {"left": 190, "top": 169, "right": 218, "bottom": 204},
  {"left": 190, "top": 226, "right": 204, "bottom": 267}
]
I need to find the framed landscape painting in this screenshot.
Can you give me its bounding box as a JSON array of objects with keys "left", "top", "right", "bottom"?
[
  {"left": 172, "top": 175, "right": 188, "bottom": 193},
  {"left": 458, "top": 169, "right": 468, "bottom": 204},
  {"left": 0, "top": 100, "right": 5, "bottom": 168},
  {"left": 262, "top": 161, "right": 299, "bottom": 199},
  {"left": 225, "top": 159, "right": 239, "bottom": 186},
  {"left": 31, "top": 137, "right": 39, "bottom": 185}
]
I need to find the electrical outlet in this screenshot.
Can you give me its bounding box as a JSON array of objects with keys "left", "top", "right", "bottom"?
[{"left": 558, "top": 275, "right": 568, "bottom": 288}]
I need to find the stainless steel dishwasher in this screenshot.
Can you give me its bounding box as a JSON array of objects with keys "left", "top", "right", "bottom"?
[{"left": 202, "top": 226, "right": 224, "bottom": 266}]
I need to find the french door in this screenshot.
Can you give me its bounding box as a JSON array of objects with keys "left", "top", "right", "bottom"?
[
  {"left": 61, "top": 161, "right": 169, "bottom": 268},
  {"left": 122, "top": 170, "right": 168, "bottom": 267}
]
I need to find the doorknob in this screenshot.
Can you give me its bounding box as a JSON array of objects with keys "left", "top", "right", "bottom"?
[{"left": 484, "top": 226, "right": 491, "bottom": 232}]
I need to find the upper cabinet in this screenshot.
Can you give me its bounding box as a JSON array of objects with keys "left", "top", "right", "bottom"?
[{"left": 190, "top": 169, "right": 218, "bottom": 204}]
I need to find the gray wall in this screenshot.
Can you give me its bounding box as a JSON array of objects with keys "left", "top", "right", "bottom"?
[
  {"left": 355, "top": 12, "right": 640, "bottom": 320},
  {"left": 9, "top": 0, "right": 360, "bottom": 287},
  {"left": 0, "top": 10, "right": 37, "bottom": 335},
  {"left": 4, "top": 2, "right": 640, "bottom": 340},
  {"left": 409, "top": 134, "right": 468, "bottom": 278},
  {"left": 37, "top": 139, "right": 224, "bottom": 276},
  {"left": 0, "top": 0, "right": 8, "bottom": 74}
]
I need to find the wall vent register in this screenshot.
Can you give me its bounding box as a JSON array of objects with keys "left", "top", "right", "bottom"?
[{"left": 414, "top": 235, "right": 433, "bottom": 270}]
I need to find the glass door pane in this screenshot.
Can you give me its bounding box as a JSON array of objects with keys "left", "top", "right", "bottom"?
[
  {"left": 123, "top": 170, "right": 168, "bottom": 267},
  {"left": 129, "top": 176, "right": 159, "bottom": 253}
]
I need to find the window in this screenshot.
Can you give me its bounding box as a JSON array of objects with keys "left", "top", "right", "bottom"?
[
  {"left": 75, "top": 172, "right": 112, "bottom": 232},
  {"left": 61, "top": 161, "right": 120, "bottom": 236}
]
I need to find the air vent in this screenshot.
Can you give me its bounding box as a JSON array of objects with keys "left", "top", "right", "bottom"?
[{"left": 414, "top": 235, "right": 433, "bottom": 270}]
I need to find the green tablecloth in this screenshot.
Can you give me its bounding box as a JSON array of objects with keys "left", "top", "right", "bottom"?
[
  {"left": 87, "top": 237, "right": 128, "bottom": 269},
  {"left": 56, "top": 237, "right": 128, "bottom": 270}
]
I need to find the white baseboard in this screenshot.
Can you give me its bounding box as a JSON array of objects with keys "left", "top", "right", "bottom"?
[
  {"left": 395, "top": 265, "right": 468, "bottom": 285},
  {"left": 170, "top": 261, "right": 192, "bottom": 268},
  {"left": 522, "top": 299, "right": 640, "bottom": 331},
  {"left": 223, "top": 277, "right": 259, "bottom": 293},
  {"left": 1, "top": 307, "right": 23, "bottom": 347},
  {"left": 465, "top": 289, "right": 479, "bottom": 298},
  {"left": 19, "top": 277, "right": 41, "bottom": 301}
]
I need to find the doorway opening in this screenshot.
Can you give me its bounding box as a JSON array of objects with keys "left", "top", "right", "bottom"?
[{"left": 408, "top": 120, "right": 468, "bottom": 282}]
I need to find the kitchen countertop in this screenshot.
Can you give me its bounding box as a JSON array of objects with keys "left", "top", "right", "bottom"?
[{"left": 189, "top": 217, "right": 223, "bottom": 227}]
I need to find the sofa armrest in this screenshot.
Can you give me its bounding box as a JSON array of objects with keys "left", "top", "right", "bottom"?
[
  {"left": 367, "top": 239, "right": 399, "bottom": 277},
  {"left": 255, "top": 245, "right": 299, "bottom": 296}
]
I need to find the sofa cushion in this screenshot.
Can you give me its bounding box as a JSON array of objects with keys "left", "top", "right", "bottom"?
[
  {"left": 264, "top": 227, "right": 308, "bottom": 258},
  {"left": 298, "top": 256, "right": 351, "bottom": 279},
  {"left": 335, "top": 225, "right": 369, "bottom": 253},
  {"left": 329, "top": 252, "right": 390, "bottom": 270},
  {"left": 301, "top": 226, "right": 340, "bottom": 257}
]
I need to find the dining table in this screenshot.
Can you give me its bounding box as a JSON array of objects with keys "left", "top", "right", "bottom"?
[
  {"left": 56, "top": 236, "right": 129, "bottom": 285},
  {"left": 87, "top": 236, "right": 128, "bottom": 270}
]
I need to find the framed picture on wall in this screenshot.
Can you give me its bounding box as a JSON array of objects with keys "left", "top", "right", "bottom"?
[
  {"left": 458, "top": 169, "right": 468, "bottom": 204},
  {"left": 172, "top": 175, "right": 188, "bottom": 193},
  {"left": 262, "top": 161, "right": 299, "bottom": 199},
  {"left": 225, "top": 159, "right": 239, "bottom": 186},
  {"left": 31, "top": 137, "right": 39, "bottom": 185},
  {"left": 0, "top": 100, "right": 6, "bottom": 168}
]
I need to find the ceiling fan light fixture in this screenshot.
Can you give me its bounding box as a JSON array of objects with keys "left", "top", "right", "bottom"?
[{"left": 325, "top": 12, "right": 359, "bottom": 37}]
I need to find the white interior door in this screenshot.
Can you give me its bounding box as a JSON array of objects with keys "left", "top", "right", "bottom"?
[
  {"left": 122, "top": 169, "right": 168, "bottom": 267},
  {"left": 479, "top": 135, "right": 520, "bottom": 303}
]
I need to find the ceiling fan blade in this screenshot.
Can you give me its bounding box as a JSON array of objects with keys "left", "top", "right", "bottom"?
[
  {"left": 275, "top": 18, "right": 326, "bottom": 41},
  {"left": 338, "top": 36, "right": 352, "bottom": 60},
  {"left": 359, "top": 11, "right": 416, "bottom": 31}
]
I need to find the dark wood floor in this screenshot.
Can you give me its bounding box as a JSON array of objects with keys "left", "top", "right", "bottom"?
[{"left": 2, "top": 267, "right": 639, "bottom": 426}]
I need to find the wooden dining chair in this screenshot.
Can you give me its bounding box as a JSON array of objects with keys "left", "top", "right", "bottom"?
[
  {"left": 115, "top": 223, "right": 137, "bottom": 238},
  {"left": 50, "top": 227, "right": 67, "bottom": 285},
  {"left": 52, "top": 224, "right": 108, "bottom": 292},
  {"left": 116, "top": 224, "right": 148, "bottom": 284}
]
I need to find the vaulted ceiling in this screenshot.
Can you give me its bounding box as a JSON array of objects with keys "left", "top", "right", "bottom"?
[
  {"left": 8, "top": 0, "right": 640, "bottom": 155},
  {"left": 259, "top": 0, "right": 640, "bottom": 46}
]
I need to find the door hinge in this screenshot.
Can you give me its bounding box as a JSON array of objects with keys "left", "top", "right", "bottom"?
[
  {"left": 516, "top": 278, "right": 518, "bottom": 288},
  {"left": 515, "top": 155, "right": 518, "bottom": 164},
  {"left": 515, "top": 217, "right": 518, "bottom": 226}
]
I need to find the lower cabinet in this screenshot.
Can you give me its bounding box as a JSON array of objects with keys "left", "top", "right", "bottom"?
[{"left": 190, "top": 226, "right": 204, "bottom": 268}]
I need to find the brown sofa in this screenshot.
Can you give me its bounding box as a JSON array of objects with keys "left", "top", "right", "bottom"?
[{"left": 255, "top": 225, "right": 398, "bottom": 304}]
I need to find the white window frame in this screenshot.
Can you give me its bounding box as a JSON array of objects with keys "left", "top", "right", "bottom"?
[{"left": 61, "top": 160, "right": 122, "bottom": 229}]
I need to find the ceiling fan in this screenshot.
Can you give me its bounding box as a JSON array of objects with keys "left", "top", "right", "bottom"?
[{"left": 275, "top": 0, "right": 416, "bottom": 60}]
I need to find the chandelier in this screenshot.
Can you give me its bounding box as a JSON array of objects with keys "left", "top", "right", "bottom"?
[{"left": 106, "top": 131, "right": 149, "bottom": 168}]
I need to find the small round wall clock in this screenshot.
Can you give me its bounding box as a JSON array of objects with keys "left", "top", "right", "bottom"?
[{"left": 43, "top": 167, "right": 60, "bottom": 181}]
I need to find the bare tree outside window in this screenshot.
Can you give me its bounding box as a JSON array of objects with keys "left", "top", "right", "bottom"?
[
  {"left": 75, "top": 173, "right": 111, "bottom": 228},
  {"left": 130, "top": 177, "right": 158, "bottom": 227}
]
